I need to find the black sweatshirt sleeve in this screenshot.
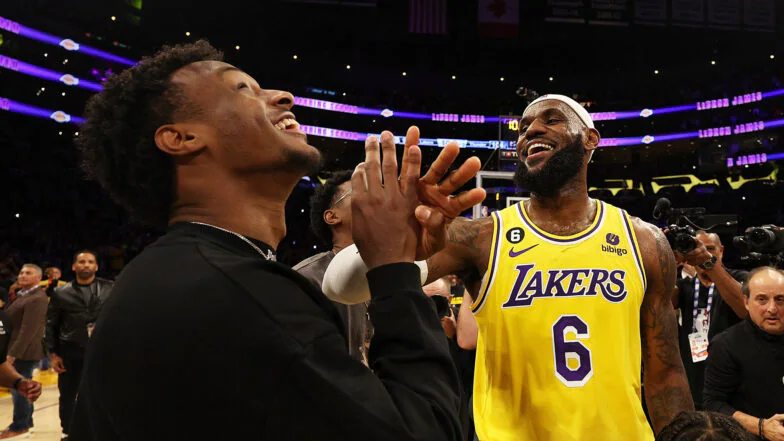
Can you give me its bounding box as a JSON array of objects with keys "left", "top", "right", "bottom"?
[
  {"left": 269, "top": 263, "right": 462, "bottom": 441},
  {"left": 703, "top": 334, "right": 740, "bottom": 415}
]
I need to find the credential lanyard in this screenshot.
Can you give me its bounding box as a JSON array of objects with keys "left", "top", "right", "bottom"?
[{"left": 692, "top": 277, "right": 715, "bottom": 333}]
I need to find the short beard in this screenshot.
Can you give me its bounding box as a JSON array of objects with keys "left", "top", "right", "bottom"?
[
  {"left": 282, "top": 145, "right": 323, "bottom": 176},
  {"left": 513, "top": 136, "right": 586, "bottom": 197}
]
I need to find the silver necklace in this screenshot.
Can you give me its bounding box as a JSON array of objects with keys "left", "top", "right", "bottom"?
[{"left": 189, "top": 222, "right": 276, "bottom": 261}]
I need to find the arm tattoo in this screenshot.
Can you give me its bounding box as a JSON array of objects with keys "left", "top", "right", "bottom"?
[
  {"left": 426, "top": 256, "right": 442, "bottom": 278},
  {"left": 641, "top": 225, "right": 694, "bottom": 433},
  {"left": 641, "top": 229, "right": 683, "bottom": 371},
  {"left": 446, "top": 218, "right": 484, "bottom": 254},
  {"left": 646, "top": 385, "right": 692, "bottom": 430}
]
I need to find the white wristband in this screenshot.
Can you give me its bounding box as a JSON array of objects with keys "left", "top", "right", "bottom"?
[{"left": 321, "top": 244, "right": 428, "bottom": 305}]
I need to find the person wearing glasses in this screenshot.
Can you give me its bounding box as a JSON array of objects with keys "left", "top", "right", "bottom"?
[{"left": 294, "top": 170, "right": 371, "bottom": 364}]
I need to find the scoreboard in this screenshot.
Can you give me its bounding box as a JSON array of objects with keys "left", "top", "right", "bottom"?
[
  {"left": 497, "top": 115, "right": 522, "bottom": 170},
  {"left": 499, "top": 115, "right": 522, "bottom": 144}
]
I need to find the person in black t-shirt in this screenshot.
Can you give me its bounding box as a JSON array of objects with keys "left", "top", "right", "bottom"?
[
  {"left": 69, "top": 40, "right": 485, "bottom": 441},
  {"left": 672, "top": 231, "right": 748, "bottom": 410}
]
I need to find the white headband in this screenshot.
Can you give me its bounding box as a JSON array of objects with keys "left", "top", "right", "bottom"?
[{"left": 523, "top": 94, "right": 595, "bottom": 129}]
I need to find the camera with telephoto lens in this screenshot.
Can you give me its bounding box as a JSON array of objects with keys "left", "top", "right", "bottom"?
[
  {"left": 652, "top": 198, "right": 701, "bottom": 254},
  {"left": 652, "top": 197, "right": 738, "bottom": 255},
  {"left": 664, "top": 225, "right": 698, "bottom": 254},
  {"left": 732, "top": 225, "right": 784, "bottom": 268}
]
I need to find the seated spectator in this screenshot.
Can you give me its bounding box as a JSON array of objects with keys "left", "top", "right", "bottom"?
[
  {"left": 703, "top": 267, "right": 784, "bottom": 440},
  {"left": 656, "top": 411, "right": 755, "bottom": 441}
]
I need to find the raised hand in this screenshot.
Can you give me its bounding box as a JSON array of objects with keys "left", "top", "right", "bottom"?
[
  {"left": 399, "top": 126, "right": 486, "bottom": 259},
  {"left": 350, "top": 131, "right": 423, "bottom": 271}
]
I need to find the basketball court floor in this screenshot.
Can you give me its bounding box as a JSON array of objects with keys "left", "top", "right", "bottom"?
[{"left": 0, "top": 369, "right": 63, "bottom": 440}]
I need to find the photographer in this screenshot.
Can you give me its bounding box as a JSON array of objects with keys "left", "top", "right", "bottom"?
[{"left": 673, "top": 231, "right": 748, "bottom": 410}]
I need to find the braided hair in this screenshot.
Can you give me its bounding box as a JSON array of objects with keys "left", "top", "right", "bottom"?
[{"left": 656, "top": 411, "right": 756, "bottom": 441}]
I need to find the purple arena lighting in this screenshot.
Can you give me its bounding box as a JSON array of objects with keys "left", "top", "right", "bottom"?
[
  {"left": 0, "top": 55, "right": 103, "bottom": 92},
  {"left": 0, "top": 96, "right": 85, "bottom": 124},
  {"left": 699, "top": 126, "right": 733, "bottom": 139},
  {"left": 727, "top": 153, "right": 769, "bottom": 167},
  {"left": 653, "top": 104, "right": 696, "bottom": 115},
  {"left": 731, "top": 92, "right": 762, "bottom": 106},
  {"left": 293, "top": 96, "right": 359, "bottom": 114},
  {"left": 393, "top": 111, "right": 430, "bottom": 119},
  {"left": 0, "top": 15, "right": 135, "bottom": 66},
  {"left": 763, "top": 89, "right": 784, "bottom": 99},
  {"left": 5, "top": 91, "right": 784, "bottom": 151},
  {"left": 767, "top": 152, "right": 784, "bottom": 161},
  {"left": 764, "top": 118, "right": 784, "bottom": 129},
  {"left": 9, "top": 15, "right": 784, "bottom": 126}
]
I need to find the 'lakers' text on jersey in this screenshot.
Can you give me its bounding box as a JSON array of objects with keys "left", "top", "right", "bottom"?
[{"left": 471, "top": 200, "right": 654, "bottom": 441}]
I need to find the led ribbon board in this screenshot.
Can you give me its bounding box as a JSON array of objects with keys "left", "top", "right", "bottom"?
[{"left": 4, "top": 14, "right": 783, "bottom": 124}]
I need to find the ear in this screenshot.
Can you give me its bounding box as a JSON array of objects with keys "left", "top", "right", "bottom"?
[
  {"left": 323, "top": 209, "right": 342, "bottom": 227},
  {"left": 744, "top": 295, "right": 749, "bottom": 312},
  {"left": 584, "top": 128, "right": 600, "bottom": 152},
  {"left": 72, "top": 263, "right": 77, "bottom": 272},
  {"left": 154, "top": 124, "right": 207, "bottom": 156}
]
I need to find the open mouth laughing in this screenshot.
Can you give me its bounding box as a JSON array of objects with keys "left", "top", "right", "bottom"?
[
  {"left": 523, "top": 140, "right": 556, "bottom": 162},
  {"left": 272, "top": 112, "right": 306, "bottom": 138}
]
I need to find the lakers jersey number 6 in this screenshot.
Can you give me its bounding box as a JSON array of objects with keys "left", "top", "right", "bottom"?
[{"left": 471, "top": 200, "right": 654, "bottom": 441}]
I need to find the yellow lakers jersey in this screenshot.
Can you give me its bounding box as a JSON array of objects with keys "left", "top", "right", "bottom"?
[{"left": 471, "top": 200, "right": 653, "bottom": 441}]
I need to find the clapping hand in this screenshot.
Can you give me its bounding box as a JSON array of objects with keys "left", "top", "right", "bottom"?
[
  {"left": 399, "top": 126, "right": 486, "bottom": 260},
  {"left": 350, "top": 131, "right": 424, "bottom": 270},
  {"left": 351, "top": 128, "right": 487, "bottom": 269}
]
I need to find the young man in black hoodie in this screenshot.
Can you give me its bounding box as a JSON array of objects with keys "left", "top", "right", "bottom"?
[{"left": 70, "top": 40, "right": 484, "bottom": 441}]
